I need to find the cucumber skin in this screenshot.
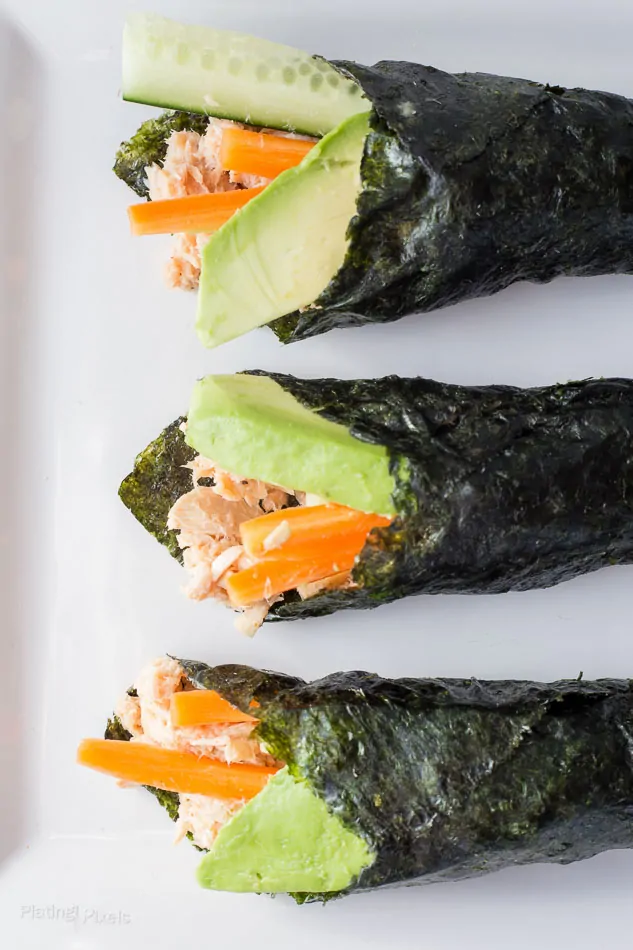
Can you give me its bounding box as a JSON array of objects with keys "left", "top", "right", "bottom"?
[{"left": 122, "top": 13, "right": 370, "bottom": 137}]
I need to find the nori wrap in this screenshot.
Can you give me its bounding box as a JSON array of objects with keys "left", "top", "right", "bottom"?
[
  {"left": 274, "top": 64, "right": 633, "bottom": 341},
  {"left": 120, "top": 372, "right": 633, "bottom": 621},
  {"left": 116, "top": 45, "right": 633, "bottom": 343},
  {"left": 105, "top": 659, "right": 633, "bottom": 899}
]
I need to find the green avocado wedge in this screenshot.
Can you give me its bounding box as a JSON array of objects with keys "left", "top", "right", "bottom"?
[
  {"left": 186, "top": 373, "right": 396, "bottom": 516},
  {"left": 196, "top": 112, "right": 370, "bottom": 348},
  {"left": 196, "top": 767, "right": 375, "bottom": 894}
]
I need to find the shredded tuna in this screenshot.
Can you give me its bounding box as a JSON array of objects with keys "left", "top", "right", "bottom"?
[
  {"left": 120, "top": 657, "right": 280, "bottom": 850},
  {"left": 146, "top": 119, "right": 270, "bottom": 290},
  {"left": 173, "top": 793, "right": 243, "bottom": 849},
  {"left": 116, "top": 692, "right": 143, "bottom": 738},
  {"left": 145, "top": 118, "right": 317, "bottom": 291},
  {"left": 130, "top": 657, "right": 275, "bottom": 765},
  {"left": 185, "top": 454, "right": 215, "bottom": 485},
  {"left": 167, "top": 456, "right": 294, "bottom": 629},
  {"left": 146, "top": 128, "right": 232, "bottom": 199},
  {"left": 181, "top": 541, "right": 232, "bottom": 601},
  {"left": 164, "top": 233, "right": 211, "bottom": 291},
  {"left": 168, "top": 486, "right": 262, "bottom": 541},
  {"left": 186, "top": 455, "right": 290, "bottom": 511},
  {"left": 166, "top": 454, "right": 358, "bottom": 627}
]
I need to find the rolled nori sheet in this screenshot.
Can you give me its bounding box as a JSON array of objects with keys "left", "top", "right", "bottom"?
[
  {"left": 119, "top": 372, "right": 633, "bottom": 621},
  {"left": 110, "top": 659, "right": 633, "bottom": 898},
  {"left": 271, "top": 64, "right": 633, "bottom": 341},
  {"left": 115, "top": 64, "right": 633, "bottom": 340}
]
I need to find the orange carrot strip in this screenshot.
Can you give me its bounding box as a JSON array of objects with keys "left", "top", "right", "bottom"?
[
  {"left": 77, "top": 739, "right": 278, "bottom": 800},
  {"left": 263, "top": 529, "right": 377, "bottom": 564},
  {"left": 220, "top": 128, "right": 315, "bottom": 179},
  {"left": 128, "top": 187, "right": 266, "bottom": 236},
  {"left": 240, "top": 504, "right": 391, "bottom": 559},
  {"left": 226, "top": 547, "right": 360, "bottom": 608},
  {"left": 170, "top": 689, "right": 258, "bottom": 727}
]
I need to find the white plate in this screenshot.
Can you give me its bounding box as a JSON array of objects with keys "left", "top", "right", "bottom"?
[{"left": 2, "top": 0, "right": 633, "bottom": 946}]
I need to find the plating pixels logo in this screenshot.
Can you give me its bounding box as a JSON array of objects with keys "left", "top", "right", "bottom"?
[{"left": 20, "top": 904, "right": 132, "bottom": 925}]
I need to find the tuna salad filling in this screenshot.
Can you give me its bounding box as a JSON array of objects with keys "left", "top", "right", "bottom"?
[
  {"left": 119, "top": 374, "right": 396, "bottom": 634},
  {"left": 118, "top": 15, "right": 374, "bottom": 348},
  {"left": 166, "top": 438, "right": 371, "bottom": 635},
  {"left": 140, "top": 117, "right": 316, "bottom": 290},
  {"left": 111, "top": 657, "right": 280, "bottom": 849},
  {"left": 77, "top": 652, "right": 376, "bottom": 895}
]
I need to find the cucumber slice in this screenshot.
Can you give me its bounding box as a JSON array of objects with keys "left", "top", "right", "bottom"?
[{"left": 122, "top": 13, "right": 371, "bottom": 137}]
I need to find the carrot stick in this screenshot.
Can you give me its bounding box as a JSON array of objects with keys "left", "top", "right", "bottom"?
[
  {"left": 226, "top": 547, "right": 361, "bottom": 608},
  {"left": 267, "top": 528, "right": 380, "bottom": 563},
  {"left": 220, "top": 128, "right": 315, "bottom": 179},
  {"left": 240, "top": 504, "right": 391, "bottom": 559},
  {"left": 170, "top": 689, "right": 258, "bottom": 727},
  {"left": 128, "top": 186, "right": 265, "bottom": 236},
  {"left": 77, "top": 739, "right": 278, "bottom": 800}
]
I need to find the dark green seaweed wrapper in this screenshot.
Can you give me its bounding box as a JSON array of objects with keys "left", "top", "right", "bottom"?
[
  {"left": 119, "top": 373, "right": 633, "bottom": 621},
  {"left": 119, "top": 416, "right": 194, "bottom": 562},
  {"left": 273, "top": 63, "right": 633, "bottom": 341},
  {"left": 107, "top": 660, "right": 633, "bottom": 898}
]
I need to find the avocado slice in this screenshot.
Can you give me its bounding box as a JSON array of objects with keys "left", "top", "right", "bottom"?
[
  {"left": 196, "top": 767, "right": 374, "bottom": 894},
  {"left": 186, "top": 373, "right": 396, "bottom": 516},
  {"left": 196, "top": 112, "right": 370, "bottom": 348}
]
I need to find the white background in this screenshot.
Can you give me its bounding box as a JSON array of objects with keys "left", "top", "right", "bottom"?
[{"left": 2, "top": 0, "right": 633, "bottom": 946}]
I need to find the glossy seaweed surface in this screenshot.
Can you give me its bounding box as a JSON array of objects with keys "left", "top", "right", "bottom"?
[
  {"left": 271, "top": 62, "right": 633, "bottom": 341},
  {"left": 119, "top": 373, "right": 633, "bottom": 620},
  {"left": 270, "top": 372, "right": 633, "bottom": 617},
  {"left": 109, "top": 660, "right": 633, "bottom": 900}
]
